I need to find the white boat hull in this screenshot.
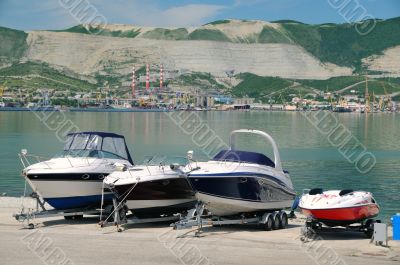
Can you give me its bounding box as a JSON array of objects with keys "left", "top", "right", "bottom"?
[
  {"left": 29, "top": 180, "right": 106, "bottom": 198},
  {"left": 197, "top": 192, "right": 293, "bottom": 216},
  {"left": 28, "top": 179, "right": 113, "bottom": 209},
  {"left": 25, "top": 157, "right": 130, "bottom": 209}
]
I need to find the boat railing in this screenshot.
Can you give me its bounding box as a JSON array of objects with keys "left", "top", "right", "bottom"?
[
  {"left": 18, "top": 149, "right": 98, "bottom": 170},
  {"left": 19, "top": 150, "right": 52, "bottom": 169},
  {"left": 141, "top": 155, "right": 197, "bottom": 175},
  {"left": 143, "top": 155, "right": 189, "bottom": 167}
]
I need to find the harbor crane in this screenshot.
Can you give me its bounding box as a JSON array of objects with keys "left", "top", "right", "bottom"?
[
  {"left": 364, "top": 76, "right": 370, "bottom": 113},
  {"left": 382, "top": 83, "right": 393, "bottom": 111},
  {"left": 0, "top": 81, "right": 6, "bottom": 99}
]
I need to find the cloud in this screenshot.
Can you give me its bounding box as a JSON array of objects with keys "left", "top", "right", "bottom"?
[
  {"left": 94, "top": 1, "right": 226, "bottom": 27},
  {"left": 147, "top": 4, "right": 226, "bottom": 27},
  {"left": 0, "top": 0, "right": 227, "bottom": 30},
  {"left": 0, "top": 0, "right": 79, "bottom": 30},
  {"left": 233, "top": 0, "right": 267, "bottom": 7}
]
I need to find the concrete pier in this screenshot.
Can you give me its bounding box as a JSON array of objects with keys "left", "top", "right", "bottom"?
[{"left": 1, "top": 197, "right": 399, "bottom": 265}]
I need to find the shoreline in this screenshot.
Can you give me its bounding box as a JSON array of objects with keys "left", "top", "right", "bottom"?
[{"left": 1, "top": 107, "right": 399, "bottom": 113}]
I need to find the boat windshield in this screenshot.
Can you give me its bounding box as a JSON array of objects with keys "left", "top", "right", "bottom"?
[
  {"left": 55, "top": 132, "right": 132, "bottom": 163},
  {"left": 212, "top": 150, "right": 275, "bottom": 168}
]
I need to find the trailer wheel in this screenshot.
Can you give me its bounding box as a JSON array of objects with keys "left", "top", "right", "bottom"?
[
  {"left": 311, "top": 222, "right": 322, "bottom": 230},
  {"left": 263, "top": 215, "right": 273, "bottom": 231},
  {"left": 364, "top": 219, "right": 375, "bottom": 239},
  {"left": 64, "top": 215, "right": 83, "bottom": 220},
  {"left": 279, "top": 212, "right": 288, "bottom": 229},
  {"left": 272, "top": 213, "right": 281, "bottom": 230},
  {"left": 301, "top": 225, "right": 313, "bottom": 241},
  {"left": 74, "top": 215, "right": 84, "bottom": 220},
  {"left": 28, "top": 223, "right": 35, "bottom": 229},
  {"left": 119, "top": 207, "right": 127, "bottom": 223},
  {"left": 365, "top": 229, "right": 374, "bottom": 239}
]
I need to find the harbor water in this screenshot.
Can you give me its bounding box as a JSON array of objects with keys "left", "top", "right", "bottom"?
[{"left": 0, "top": 111, "right": 399, "bottom": 220}]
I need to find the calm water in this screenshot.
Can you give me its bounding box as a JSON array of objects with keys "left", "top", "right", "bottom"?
[{"left": 0, "top": 111, "right": 399, "bottom": 220}]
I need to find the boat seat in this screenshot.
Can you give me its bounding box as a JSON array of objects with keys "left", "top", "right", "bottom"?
[
  {"left": 339, "top": 189, "right": 354, "bottom": 196},
  {"left": 212, "top": 150, "right": 275, "bottom": 168},
  {"left": 309, "top": 188, "right": 323, "bottom": 195}
]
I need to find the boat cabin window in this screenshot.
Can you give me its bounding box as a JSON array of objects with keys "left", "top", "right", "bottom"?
[
  {"left": 57, "top": 133, "right": 130, "bottom": 161},
  {"left": 101, "top": 137, "right": 129, "bottom": 160}
]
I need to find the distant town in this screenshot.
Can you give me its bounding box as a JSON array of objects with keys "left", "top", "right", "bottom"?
[{"left": 0, "top": 63, "right": 398, "bottom": 113}]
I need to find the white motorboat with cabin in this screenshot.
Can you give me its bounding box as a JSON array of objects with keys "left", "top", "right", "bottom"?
[{"left": 20, "top": 132, "right": 133, "bottom": 210}]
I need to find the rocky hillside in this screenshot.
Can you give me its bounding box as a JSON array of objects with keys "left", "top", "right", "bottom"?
[
  {"left": 25, "top": 30, "right": 350, "bottom": 79},
  {"left": 0, "top": 18, "right": 400, "bottom": 94},
  {"left": 54, "top": 17, "right": 400, "bottom": 70}
]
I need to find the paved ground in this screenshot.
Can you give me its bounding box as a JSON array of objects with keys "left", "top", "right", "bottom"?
[{"left": 1, "top": 197, "right": 399, "bottom": 265}]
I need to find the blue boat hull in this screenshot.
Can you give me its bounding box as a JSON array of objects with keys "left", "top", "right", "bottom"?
[
  {"left": 188, "top": 174, "right": 296, "bottom": 203},
  {"left": 45, "top": 194, "right": 114, "bottom": 210}
]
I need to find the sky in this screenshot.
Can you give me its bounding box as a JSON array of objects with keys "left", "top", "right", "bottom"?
[{"left": 0, "top": 0, "right": 399, "bottom": 30}]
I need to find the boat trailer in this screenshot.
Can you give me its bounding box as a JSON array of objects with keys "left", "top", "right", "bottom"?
[
  {"left": 172, "top": 203, "right": 290, "bottom": 236},
  {"left": 300, "top": 216, "right": 380, "bottom": 241},
  {"left": 13, "top": 192, "right": 106, "bottom": 229},
  {"left": 98, "top": 198, "right": 181, "bottom": 232}
]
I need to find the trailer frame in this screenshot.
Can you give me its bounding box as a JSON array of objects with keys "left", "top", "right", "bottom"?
[
  {"left": 98, "top": 197, "right": 182, "bottom": 232},
  {"left": 300, "top": 216, "right": 380, "bottom": 241},
  {"left": 172, "top": 203, "right": 290, "bottom": 236},
  {"left": 13, "top": 192, "right": 108, "bottom": 229}
]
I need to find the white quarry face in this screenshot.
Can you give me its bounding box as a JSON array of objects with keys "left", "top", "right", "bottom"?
[{"left": 26, "top": 29, "right": 352, "bottom": 79}]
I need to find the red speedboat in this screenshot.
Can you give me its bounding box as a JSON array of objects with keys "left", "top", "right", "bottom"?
[{"left": 299, "top": 189, "right": 379, "bottom": 227}]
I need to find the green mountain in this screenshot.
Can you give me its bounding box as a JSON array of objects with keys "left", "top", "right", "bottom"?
[
  {"left": 0, "top": 62, "right": 96, "bottom": 91},
  {"left": 280, "top": 17, "right": 400, "bottom": 69},
  {"left": 57, "top": 25, "right": 141, "bottom": 38},
  {"left": 232, "top": 74, "right": 400, "bottom": 102},
  {"left": 0, "top": 27, "right": 28, "bottom": 62},
  {"left": 141, "top": 28, "right": 189, "bottom": 40},
  {"left": 232, "top": 73, "right": 292, "bottom": 101}
]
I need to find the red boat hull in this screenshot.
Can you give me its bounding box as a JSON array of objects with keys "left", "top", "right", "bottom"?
[{"left": 300, "top": 204, "right": 379, "bottom": 225}]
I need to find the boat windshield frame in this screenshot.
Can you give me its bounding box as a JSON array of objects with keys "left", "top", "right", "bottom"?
[
  {"left": 229, "top": 129, "right": 283, "bottom": 171},
  {"left": 56, "top": 132, "right": 133, "bottom": 164}
]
